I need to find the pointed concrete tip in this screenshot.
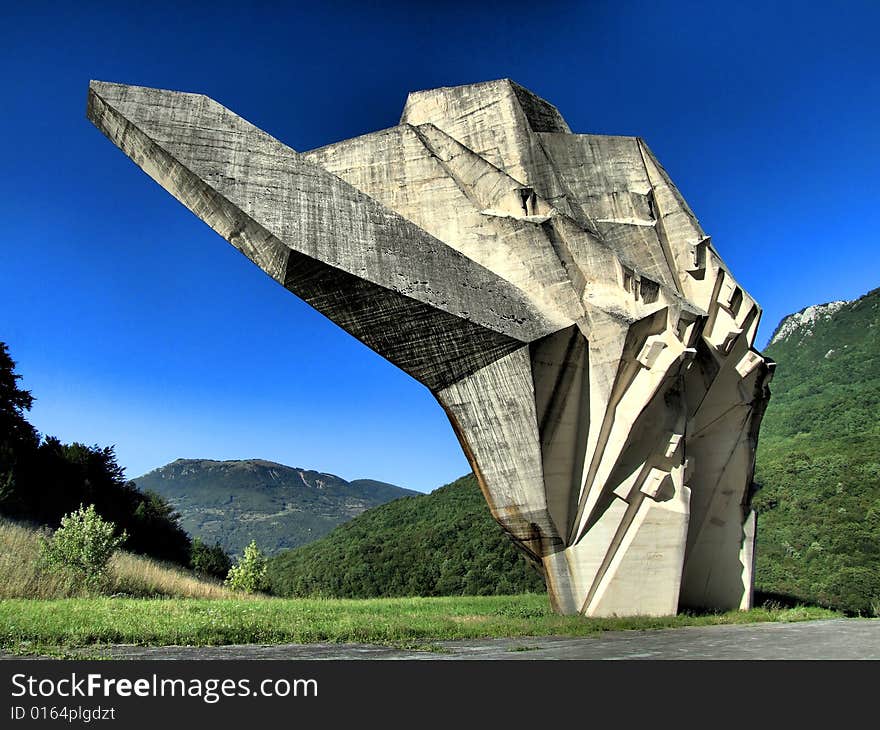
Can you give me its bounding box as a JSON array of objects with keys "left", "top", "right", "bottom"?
[
  {"left": 86, "top": 81, "right": 213, "bottom": 125},
  {"left": 89, "top": 79, "right": 125, "bottom": 95},
  {"left": 86, "top": 80, "right": 110, "bottom": 122},
  {"left": 87, "top": 80, "right": 133, "bottom": 114},
  {"left": 88, "top": 80, "right": 203, "bottom": 99},
  {"left": 88, "top": 79, "right": 106, "bottom": 100}
]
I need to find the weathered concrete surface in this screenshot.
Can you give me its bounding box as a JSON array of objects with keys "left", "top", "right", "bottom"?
[
  {"left": 26, "top": 619, "right": 880, "bottom": 660},
  {"left": 88, "top": 79, "right": 772, "bottom": 617}
]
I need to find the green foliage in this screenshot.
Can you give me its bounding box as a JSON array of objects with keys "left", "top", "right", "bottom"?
[
  {"left": 755, "top": 288, "right": 880, "bottom": 613},
  {"left": 0, "top": 343, "right": 39, "bottom": 513},
  {"left": 190, "top": 537, "right": 232, "bottom": 580},
  {"left": 0, "top": 342, "right": 37, "bottom": 449},
  {"left": 39, "top": 505, "right": 126, "bottom": 588},
  {"left": 0, "top": 341, "right": 192, "bottom": 567},
  {"left": 226, "top": 540, "right": 269, "bottom": 593},
  {"left": 267, "top": 474, "right": 545, "bottom": 599},
  {"left": 135, "top": 459, "right": 417, "bottom": 556}
]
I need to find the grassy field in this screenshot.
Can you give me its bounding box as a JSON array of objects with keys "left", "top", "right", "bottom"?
[
  {"left": 0, "top": 594, "right": 838, "bottom": 655},
  {"left": 0, "top": 518, "right": 235, "bottom": 600},
  {"left": 0, "top": 517, "right": 840, "bottom": 656}
]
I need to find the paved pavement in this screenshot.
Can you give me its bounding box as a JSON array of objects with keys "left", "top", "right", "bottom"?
[{"left": 9, "top": 618, "right": 877, "bottom": 660}]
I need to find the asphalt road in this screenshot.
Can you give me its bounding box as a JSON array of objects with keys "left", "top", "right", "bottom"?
[{"left": 16, "top": 618, "right": 877, "bottom": 660}]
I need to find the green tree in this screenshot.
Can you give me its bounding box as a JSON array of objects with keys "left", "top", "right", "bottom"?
[
  {"left": 39, "top": 504, "right": 127, "bottom": 588},
  {"left": 0, "top": 342, "right": 39, "bottom": 511},
  {"left": 0, "top": 342, "right": 38, "bottom": 448},
  {"left": 226, "top": 540, "right": 269, "bottom": 593},
  {"left": 191, "top": 537, "right": 232, "bottom": 579},
  {"left": 26, "top": 438, "right": 192, "bottom": 565}
]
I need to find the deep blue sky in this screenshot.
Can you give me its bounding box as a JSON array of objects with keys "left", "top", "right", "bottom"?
[{"left": 1, "top": 1, "right": 877, "bottom": 491}]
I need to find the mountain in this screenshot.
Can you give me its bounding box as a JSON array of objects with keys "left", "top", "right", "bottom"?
[
  {"left": 267, "top": 474, "right": 545, "bottom": 598},
  {"left": 134, "top": 459, "right": 418, "bottom": 556},
  {"left": 754, "top": 287, "right": 880, "bottom": 612}
]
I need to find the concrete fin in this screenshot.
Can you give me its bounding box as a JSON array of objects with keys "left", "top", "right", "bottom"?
[
  {"left": 283, "top": 249, "right": 525, "bottom": 391},
  {"left": 679, "top": 402, "right": 755, "bottom": 611},
  {"left": 87, "top": 80, "right": 556, "bottom": 345},
  {"left": 573, "top": 307, "right": 679, "bottom": 541},
  {"left": 679, "top": 351, "right": 771, "bottom": 610},
  {"left": 585, "top": 493, "right": 690, "bottom": 617},
  {"left": 530, "top": 326, "right": 590, "bottom": 538},
  {"left": 438, "top": 347, "right": 561, "bottom": 552},
  {"left": 537, "top": 133, "right": 679, "bottom": 288}
]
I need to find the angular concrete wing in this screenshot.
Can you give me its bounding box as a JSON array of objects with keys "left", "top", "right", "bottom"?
[{"left": 88, "top": 79, "right": 773, "bottom": 616}]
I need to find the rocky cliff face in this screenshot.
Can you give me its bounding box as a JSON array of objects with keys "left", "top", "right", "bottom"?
[{"left": 769, "top": 300, "right": 852, "bottom": 345}]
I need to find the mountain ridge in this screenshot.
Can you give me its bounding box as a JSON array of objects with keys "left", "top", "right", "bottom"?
[
  {"left": 766, "top": 290, "right": 879, "bottom": 346},
  {"left": 142, "top": 457, "right": 390, "bottom": 486},
  {"left": 134, "top": 458, "right": 418, "bottom": 556}
]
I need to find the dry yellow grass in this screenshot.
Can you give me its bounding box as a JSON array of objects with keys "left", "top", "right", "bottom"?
[
  {"left": 0, "top": 520, "right": 78, "bottom": 599},
  {"left": 109, "top": 551, "right": 235, "bottom": 599},
  {"left": 0, "top": 518, "right": 237, "bottom": 600}
]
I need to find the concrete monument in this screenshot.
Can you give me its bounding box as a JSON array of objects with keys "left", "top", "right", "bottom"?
[{"left": 87, "top": 79, "right": 773, "bottom": 616}]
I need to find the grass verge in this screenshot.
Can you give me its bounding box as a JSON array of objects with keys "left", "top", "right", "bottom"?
[{"left": 0, "top": 594, "right": 839, "bottom": 655}]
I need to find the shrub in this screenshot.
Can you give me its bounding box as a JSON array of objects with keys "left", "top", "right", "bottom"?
[
  {"left": 191, "top": 537, "right": 232, "bottom": 580},
  {"left": 225, "top": 540, "right": 268, "bottom": 593},
  {"left": 39, "top": 504, "right": 126, "bottom": 588}
]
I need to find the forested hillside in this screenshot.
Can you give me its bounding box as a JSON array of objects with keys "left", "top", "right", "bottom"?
[
  {"left": 754, "top": 288, "right": 880, "bottom": 612},
  {"left": 267, "top": 474, "right": 544, "bottom": 598}
]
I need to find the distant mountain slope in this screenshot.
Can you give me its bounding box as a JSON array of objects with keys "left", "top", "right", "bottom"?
[
  {"left": 267, "top": 474, "right": 545, "bottom": 598},
  {"left": 754, "top": 287, "right": 880, "bottom": 612},
  {"left": 134, "top": 459, "right": 417, "bottom": 556}
]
